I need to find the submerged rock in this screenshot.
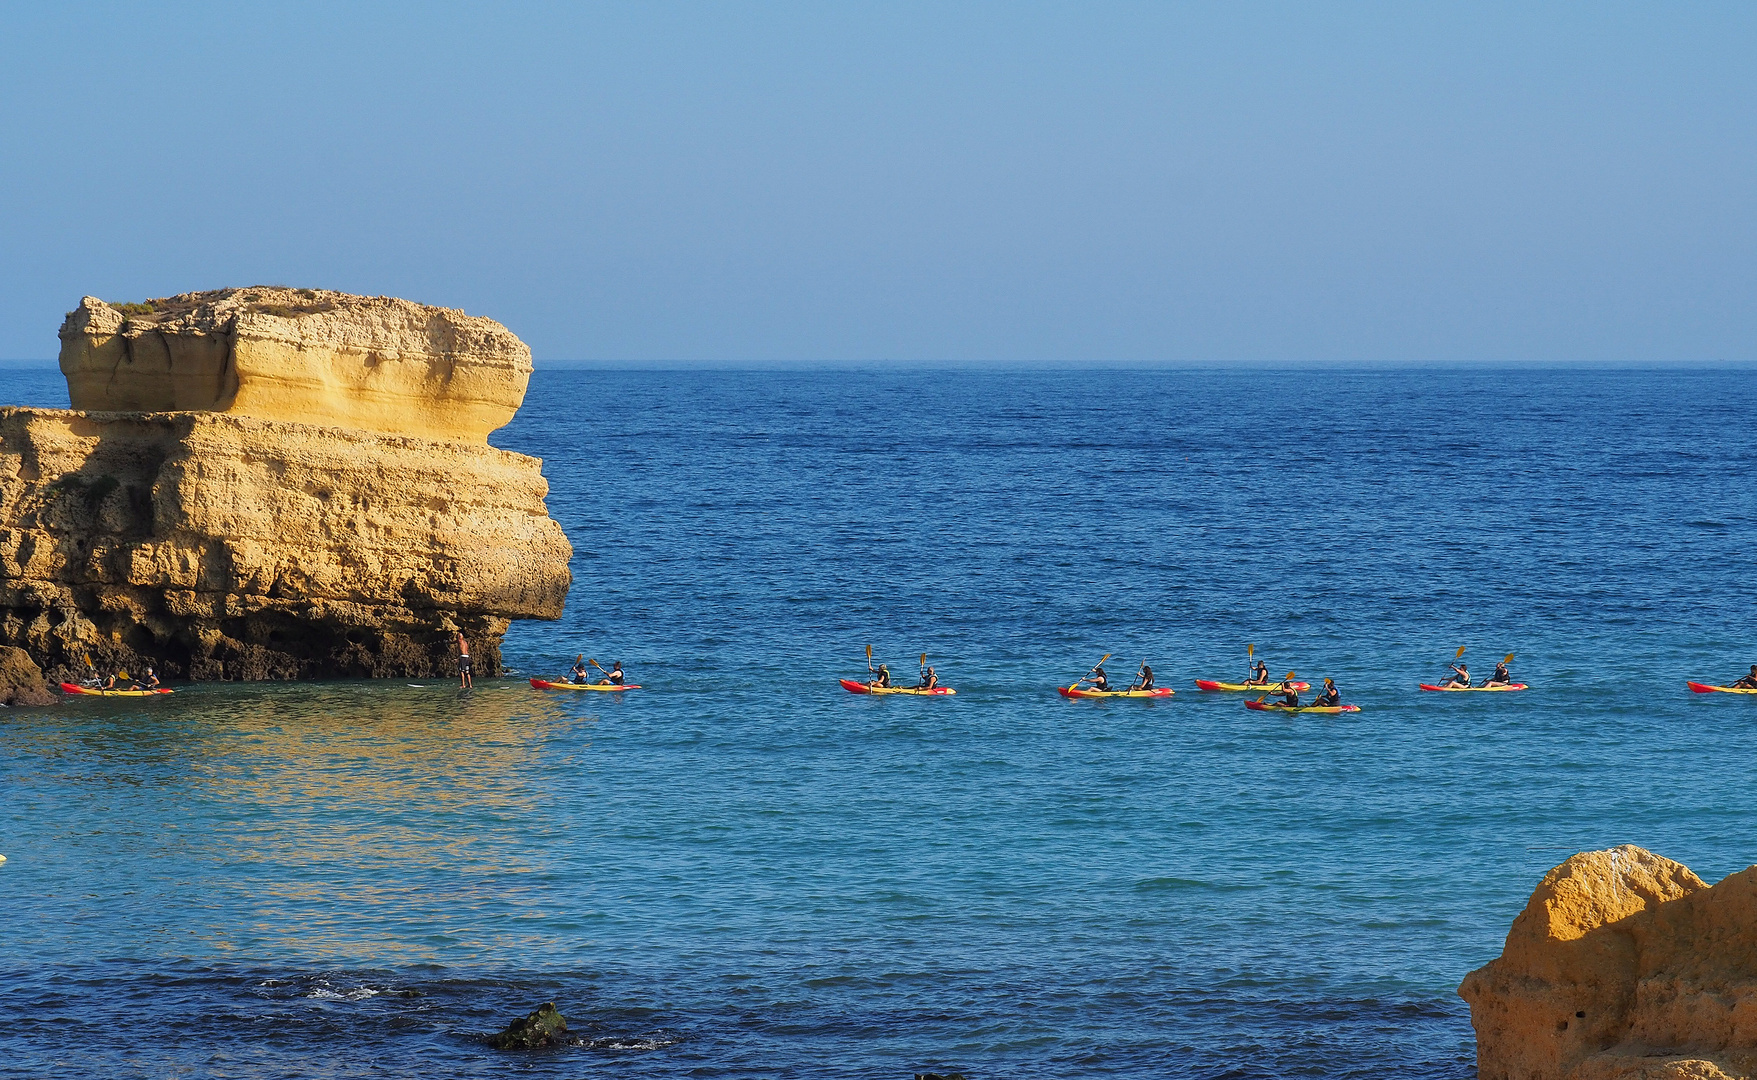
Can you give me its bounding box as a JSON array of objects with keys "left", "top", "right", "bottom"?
[
  {"left": 1459, "top": 844, "right": 1757, "bottom": 1080},
  {"left": 486, "top": 1002, "right": 569, "bottom": 1050},
  {"left": 0, "top": 645, "right": 53, "bottom": 705},
  {"left": 0, "top": 290, "right": 570, "bottom": 681}
]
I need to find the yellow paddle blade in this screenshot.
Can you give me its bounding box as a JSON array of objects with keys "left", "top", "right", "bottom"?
[
  {"left": 1097, "top": 652, "right": 1111, "bottom": 667},
  {"left": 1455, "top": 646, "right": 1466, "bottom": 659},
  {"left": 1247, "top": 643, "right": 1254, "bottom": 658},
  {"left": 117, "top": 671, "right": 128, "bottom": 680},
  {"left": 83, "top": 652, "right": 93, "bottom": 667},
  {"left": 576, "top": 654, "right": 583, "bottom": 664},
  {"left": 1504, "top": 653, "right": 1515, "bottom": 664},
  {"left": 1286, "top": 671, "right": 1296, "bottom": 679},
  {"left": 866, "top": 644, "right": 873, "bottom": 660},
  {"left": 920, "top": 652, "right": 927, "bottom": 667}
]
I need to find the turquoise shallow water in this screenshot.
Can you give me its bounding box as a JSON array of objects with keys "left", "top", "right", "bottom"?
[{"left": 2, "top": 367, "right": 1756, "bottom": 1077}]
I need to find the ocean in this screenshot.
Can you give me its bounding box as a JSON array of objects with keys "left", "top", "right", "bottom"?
[{"left": 3, "top": 365, "right": 1756, "bottom": 1078}]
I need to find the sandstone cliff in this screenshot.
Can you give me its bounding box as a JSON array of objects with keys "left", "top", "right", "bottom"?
[
  {"left": 1460, "top": 845, "right": 1757, "bottom": 1080},
  {"left": 60, "top": 288, "right": 530, "bottom": 444},
  {"left": 1, "top": 289, "right": 570, "bottom": 681}
]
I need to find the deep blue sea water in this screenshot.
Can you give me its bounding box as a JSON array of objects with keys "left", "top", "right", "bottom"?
[{"left": 3, "top": 366, "right": 1756, "bottom": 1078}]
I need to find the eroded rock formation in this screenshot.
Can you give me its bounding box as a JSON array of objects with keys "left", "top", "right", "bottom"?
[
  {"left": 60, "top": 288, "right": 531, "bottom": 443},
  {"left": 1460, "top": 845, "right": 1757, "bottom": 1080},
  {"left": 0, "top": 645, "right": 54, "bottom": 705},
  {"left": 0, "top": 289, "right": 570, "bottom": 681}
]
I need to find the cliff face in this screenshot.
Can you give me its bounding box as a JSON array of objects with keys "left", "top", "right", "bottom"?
[
  {"left": 1460, "top": 845, "right": 1757, "bottom": 1080},
  {"left": 0, "top": 289, "right": 570, "bottom": 681},
  {"left": 59, "top": 288, "right": 531, "bottom": 444}
]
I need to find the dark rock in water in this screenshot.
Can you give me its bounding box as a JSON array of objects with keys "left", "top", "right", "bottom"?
[
  {"left": 487, "top": 1002, "right": 568, "bottom": 1050},
  {"left": 0, "top": 646, "right": 53, "bottom": 706},
  {"left": 915, "top": 1074, "right": 967, "bottom": 1080}
]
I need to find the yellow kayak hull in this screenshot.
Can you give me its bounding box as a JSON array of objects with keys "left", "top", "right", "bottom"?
[
  {"left": 530, "top": 679, "right": 641, "bottom": 691},
  {"left": 1058, "top": 686, "right": 1174, "bottom": 698},
  {"left": 841, "top": 679, "right": 955, "bottom": 695}
]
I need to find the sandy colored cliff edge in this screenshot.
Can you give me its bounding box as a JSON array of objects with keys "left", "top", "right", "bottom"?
[{"left": 59, "top": 287, "right": 531, "bottom": 444}]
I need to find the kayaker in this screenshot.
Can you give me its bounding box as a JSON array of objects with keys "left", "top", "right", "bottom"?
[
  {"left": 1444, "top": 662, "right": 1469, "bottom": 688},
  {"left": 1311, "top": 678, "right": 1340, "bottom": 708},
  {"left": 134, "top": 667, "right": 159, "bottom": 691},
  {"left": 569, "top": 657, "right": 590, "bottom": 684},
  {"left": 1249, "top": 658, "right": 1269, "bottom": 685},
  {"left": 869, "top": 663, "right": 892, "bottom": 688},
  {"left": 1484, "top": 659, "right": 1513, "bottom": 687},
  {"left": 100, "top": 672, "right": 118, "bottom": 690},
  {"left": 1132, "top": 663, "right": 1154, "bottom": 691},
  {"left": 1090, "top": 664, "right": 1112, "bottom": 692},
  {"left": 917, "top": 666, "right": 938, "bottom": 690},
  {"left": 1733, "top": 665, "right": 1757, "bottom": 690},
  {"left": 599, "top": 661, "right": 625, "bottom": 686},
  {"left": 1276, "top": 674, "right": 1300, "bottom": 708},
  {"left": 457, "top": 632, "right": 473, "bottom": 689}
]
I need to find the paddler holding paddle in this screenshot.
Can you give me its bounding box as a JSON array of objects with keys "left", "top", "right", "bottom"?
[
  {"left": 1311, "top": 678, "right": 1340, "bottom": 708},
  {"left": 1132, "top": 662, "right": 1154, "bottom": 692},
  {"left": 1484, "top": 655, "right": 1514, "bottom": 687},
  {"left": 1442, "top": 646, "right": 1469, "bottom": 688},
  {"left": 569, "top": 655, "right": 591, "bottom": 684},
  {"left": 1733, "top": 665, "right": 1757, "bottom": 690},
  {"left": 863, "top": 645, "right": 891, "bottom": 688},
  {"left": 1275, "top": 672, "right": 1301, "bottom": 708}
]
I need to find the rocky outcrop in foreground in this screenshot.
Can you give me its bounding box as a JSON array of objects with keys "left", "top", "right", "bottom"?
[
  {"left": 487, "top": 1003, "right": 569, "bottom": 1050},
  {"left": 1460, "top": 845, "right": 1757, "bottom": 1080},
  {"left": 0, "top": 645, "right": 53, "bottom": 705},
  {"left": 0, "top": 289, "right": 570, "bottom": 680}
]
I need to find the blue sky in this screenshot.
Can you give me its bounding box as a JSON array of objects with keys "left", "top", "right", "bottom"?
[{"left": 2, "top": 2, "right": 1753, "bottom": 364}]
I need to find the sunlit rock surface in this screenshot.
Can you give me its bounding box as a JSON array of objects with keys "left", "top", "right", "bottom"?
[
  {"left": 1460, "top": 845, "right": 1757, "bottom": 1080},
  {"left": 59, "top": 288, "right": 531, "bottom": 444},
  {"left": 0, "top": 290, "right": 569, "bottom": 680}
]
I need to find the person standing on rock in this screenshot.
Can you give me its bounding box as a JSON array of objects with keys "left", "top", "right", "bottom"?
[{"left": 457, "top": 632, "right": 473, "bottom": 689}]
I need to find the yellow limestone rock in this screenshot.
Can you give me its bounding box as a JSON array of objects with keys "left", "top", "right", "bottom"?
[
  {"left": 59, "top": 288, "right": 531, "bottom": 444},
  {"left": 2, "top": 289, "right": 569, "bottom": 680},
  {"left": 1460, "top": 845, "right": 1757, "bottom": 1080}
]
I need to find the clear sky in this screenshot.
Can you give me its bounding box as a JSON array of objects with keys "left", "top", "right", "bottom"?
[{"left": 2, "top": 2, "right": 1753, "bottom": 364}]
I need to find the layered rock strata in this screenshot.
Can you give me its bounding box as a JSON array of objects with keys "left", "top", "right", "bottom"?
[
  {"left": 0, "top": 289, "right": 570, "bottom": 681},
  {"left": 59, "top": 288, "right": 531, "bottom": 443},
  {"left": 1460, "top": 845, "right": 1757, "bottom": 1080}
]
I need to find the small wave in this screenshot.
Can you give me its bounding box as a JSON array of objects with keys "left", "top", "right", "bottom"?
[
  {"left": 306, "top": 986, "right": 380, "bottom": 1001},
  {"left": 1133, "top": 876, "right": 1256, "bottom": 893},
  {"left": 580, "top": 1034, "right": 684, "bottom": 1051}
]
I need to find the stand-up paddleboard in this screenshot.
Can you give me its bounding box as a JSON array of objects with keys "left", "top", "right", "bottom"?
[
  {"left": 1195, "top": 679, "right": 1308, "bottom": 692},
  {"left": 530, "top": 678, "right": 641, "bottom": 691},
  {"left": 1244, "top": 700, "right": 1359, "bottom": 714},
  {"left": 840, "top": 678, "right": 955, "bottom": 696},
  {"left": 60, "top": 682, "right": 173, "bottom": 697},
  {"left": 1057, "top": 686, "right": 1175, "bottom": 698},
  {"left": 1686, "top": 681, "right": 1757, "bottom": 695},
  {"left": 1418, "top": 683, "right": 1529, "bottom": 692}
]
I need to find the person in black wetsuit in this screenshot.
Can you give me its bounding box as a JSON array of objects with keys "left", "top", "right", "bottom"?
[
  {"left": 1444, "top": 662, "right": 1469, "bottom": 688},
  {"left": 570, "top": 657, "right": 591, "bottom": 684},
  {"left": 1133, "top": 663, "right": 1154, "bottom": 691},
  {"left": 599, "top": 661, "right": 625, "bottom": 686},
  {"left": 869, "top": 664, "right": 891, "bottom": 688},
  {"left": 1733, "top": 665, "right": 1757, "bottom": 690},
  {"left": 1276, "top": 675, "right": 1301, "bottom": 708},
  {"left": 1485, "top": 660, "right": 1512, "bottom": 687},
  {"left": 1250, "top": 659, "right": 1269, "bottom": 685},
  {"left": 1090, "top": 665, "right": 1112, "bottom": 692},
  {"left": 917, "top": 666, "right": 938, "bottom": 690},
  {"left": 1311, "top": 678, "right": 1340, "bottom": 707}
]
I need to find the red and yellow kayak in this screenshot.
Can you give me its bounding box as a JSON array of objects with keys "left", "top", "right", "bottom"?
[
  {"left": 530, "top": 678, "right": 641, "bottom": 691},
  {"left": 1058, "top": 686, "right": 1174, "bottom": 699},
  {"left": 1195, "top": 679, "right": 1309, "bottom": 692},
  {"left": 1419, "top": 683, "right": 1529, "bottom": 692},
  {"left": 1686, "top": 681, "right": 1757, "bottom": 695},
  {"left": 1244, "top": 700, "right": 1359, "bottom": 714},
  {"left": 60, "top": 682, "right": 172, "bottom": 697},
  {"left": 840, "top": 678, "right": 955, "bottom": 696}
]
